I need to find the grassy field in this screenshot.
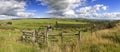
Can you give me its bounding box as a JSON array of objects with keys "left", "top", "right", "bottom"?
[
  {"left": 0, "top": 19, "right": 88, "bottom": 29},
  {"left": 0, "top": 18, "right": 120, "bottom": 52}
]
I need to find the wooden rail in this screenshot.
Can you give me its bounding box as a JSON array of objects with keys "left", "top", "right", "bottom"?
[{"left": 21, "top": 30, "right": 81, "bottom": 45}]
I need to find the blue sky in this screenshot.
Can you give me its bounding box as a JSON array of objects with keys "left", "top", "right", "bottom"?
[
  {"left": 0, "top": 0, "right": 120, "bottom": 19},
  {"left": 91, "top": 0, "right": 120, "bottom": 12},
  {"left": 24, "top": 0, "right": 120, "bottom": 17},
  {"left": 25, "top": 0, "right": 49, "bottom": 17}
]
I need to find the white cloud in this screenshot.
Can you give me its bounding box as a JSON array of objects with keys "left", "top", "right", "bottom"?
[
  {"left": 91, "top": 0, "right": 96, "bottom": 2},
  {"left": 0, "top": 0, "right": 34, "bottom": 18},
  {"left": 76, "top": 4, "right": 120, "bottom": 20},
  {"left": 77, "top": 12, "right": 120, "bottom": 20},
  {"left": 76, "top": 4, "right": 107, "bottom": 14},
  {"left": 39, "top": 0, "right": 120, "bottom": 20},
  {"left": 102, "top": 6, "right": 107, "bottom": 10},
  {"left": 93, "top": 12, "right": 120, "bottom": 18},
  {"left": 75, "top": 4, "right": 120, "bottom": 19},
  {"left": 39, "top": 0, "right": 86, "bottom": 17}
]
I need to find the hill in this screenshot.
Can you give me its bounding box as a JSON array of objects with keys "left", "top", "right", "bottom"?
[{"left": 0, "top": 18, "right": 120, "bottom": 52}]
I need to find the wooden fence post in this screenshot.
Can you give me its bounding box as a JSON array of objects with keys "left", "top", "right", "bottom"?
[
  {"left": 91, "top": 25, "right": 93, "bottom": 35},
  {"left": 31, "top": 32, "right": 35, "bottom": 45},
  {"left": 35, "top": 30, "right": 39, "bottom": 42},
  {"left": 78, "top": 31, "right": 81, "bottom": 41},
  {"left": 45, "top": 29, "right": 48, "bottom": 44},
  {"left": 60, "top": 33, "right": 63, "bottom": 44},
  {"left": 35, "top": 30, "right": 38, "bottom": 36},
  {"left": 22, "top": 32, "right": 26, "bottom": 41},
  {"left": 56, "top": 21, "right": 58, "bottom": 27}
]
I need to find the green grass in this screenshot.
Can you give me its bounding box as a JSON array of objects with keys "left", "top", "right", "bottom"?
[
  {"left": 0, "top": 30, "right": 39, "bottom": 52},
  {"left": 58, "top": 21, "right": 88, "bottom": 24},
  {"left": 0, "top": 19, "right": 88, "bottom": 30},
  {"left": 0, "top": 19, "right": 120, "bottom": 52},
  {"left": 0, "top": 19, "right": 90, "bottom": 52}
]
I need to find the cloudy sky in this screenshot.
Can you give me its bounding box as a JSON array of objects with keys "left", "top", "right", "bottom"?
[{"left": 0, "top": 0, "right": 120, "bottom": 19}]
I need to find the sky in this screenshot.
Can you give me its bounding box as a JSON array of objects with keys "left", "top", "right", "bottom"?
[{"left": 0, "top": 0, "right": 120, "bottom": 20}]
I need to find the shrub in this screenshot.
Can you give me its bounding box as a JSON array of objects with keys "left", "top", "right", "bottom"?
[{"left": 7, "top": 21, "right": 12, "bottom": 25}]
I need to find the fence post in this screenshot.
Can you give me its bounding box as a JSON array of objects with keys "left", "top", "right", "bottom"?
[
  {"left": 91, "top": 24, "right": 93, "bottom": 35},
  {"left": 91, "top": 26, "right": 93, "bottom": 35},
  {"left": 35, "top": 30, "right": 38, "bottom": 36},
  {"left": 35, "top": 30, "right": 39, "bottom": 42},
  {"left": 56, "top": 21, "right": 58, "bottom": 27},
  {"left": 31, "top": 32, "right": 35, "bottom": 45},
  {"left": 60, "top": 33, "right": 63, "bottom": 44},
  {"left": 22, "top": 32, "right": 26, "bottom": 41},
  {"left": 78, "top": 31, "right": 81, "bottom": 41},
  {"left": 45, "top": 29, "right": 48, "bottom": 44}
]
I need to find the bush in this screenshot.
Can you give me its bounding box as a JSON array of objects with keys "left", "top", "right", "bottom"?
[{"left": 7, "top": 21, "right": 12, "bottom": 25}]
